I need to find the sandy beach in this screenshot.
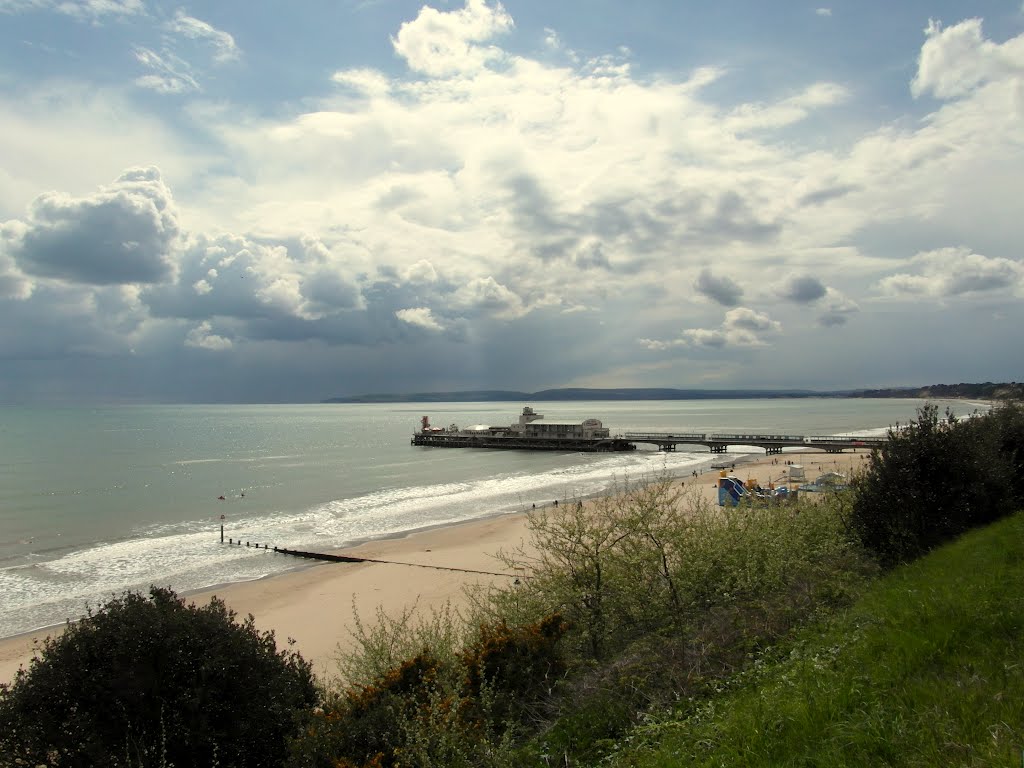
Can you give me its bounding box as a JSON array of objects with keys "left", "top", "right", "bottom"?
[{"left": 0, "top": 449, "right": 867, "bottom": 686}]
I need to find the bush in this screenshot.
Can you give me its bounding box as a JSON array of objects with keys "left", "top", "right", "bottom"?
[
  {"left": 0, "top": 586, "right": 318, "bottom": 768},
  {"left": 850, "top": 402, "right": 1024, "bottom": 567},
  {"left": 460, "top": 613, "right": 568, "bottom": 726},
  {"left": 289, "top": 614, "right": 567, "bottom": 768}
]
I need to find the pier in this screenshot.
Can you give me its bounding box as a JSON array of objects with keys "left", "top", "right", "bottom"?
[{"left": 621, "top": 432, "right": 886, "bottom": 454}]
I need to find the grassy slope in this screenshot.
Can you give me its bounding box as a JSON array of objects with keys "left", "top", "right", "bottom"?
[{"left": 619, "top": 511, "right": 1024, "bottom": 767}]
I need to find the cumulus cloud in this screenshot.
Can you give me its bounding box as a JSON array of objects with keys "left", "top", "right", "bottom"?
[
  {"left": 2, "top": 166, "right": 180, "bottom": 285},
  {"left": 912, "top": 18, "right": 1024, "bottom": 99},
  {"left": 167, "top": 10, "right": 241, "bottom": 63},
  {"left": 185, "top": 321, "right": 232, "bottom": 350},
  {"left": 391, "top": 0, "right": 513, "bottom": 77},
  {"left": 451, "top": 276, "right": 524, "bottom": 317},
  {"left": 695, "top": 268, "right": 744, "bottom": 306},
  {"left": 3, "top": 3, "right": 1024, "bottom": 399},
  {"left": 640, "top": 307, "right": 781, "bottom": 350},
  {"left": 396, "top": 306, "right": 443, "bottom": 331},
  {"left": 875, "top": 246, "right": 1024, "bottom": 298},
  {"left": 815, "top": 8, "right": 832, "bottom": 17},
  {"left": 143, "top": 233, "right": 363, "bottom": 327},
  {"left": 401, "top": 259, "right": 439, "bottom": 284}
]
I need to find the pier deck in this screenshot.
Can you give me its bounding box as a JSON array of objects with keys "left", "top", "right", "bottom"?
[{"left": 622, "top": 432, "right": 886, "bottom": 454}]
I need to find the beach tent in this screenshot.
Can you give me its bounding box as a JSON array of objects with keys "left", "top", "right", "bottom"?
[{"left": 718, "top": 475, "right": 746, "bottom": 506}]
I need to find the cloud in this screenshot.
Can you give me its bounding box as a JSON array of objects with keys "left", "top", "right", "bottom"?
[
  {"left": 912, "top": 18, "right": 1024, "bottom": 99},
  {"left": 167, "top": 10, "right": 241, "bottom": 63},
  {"left": 0, "top": 249, "right": 33, "bottom": 300},
  {"left": 185, "top": 321, "right": 232, "bottom": 350},
  {"left": 815, "top": 8, "right": 832, "bottom": 17},
  {"left": 776, "top": 274, "right": 828, "bottom": 304},
  {"left": 143, "top": 232, "right": 364, "bottom": 329},
  {"left": 2, "top": 166, "right": 180, "bottom": 285},
  {"left": 331, "top": 68, "right": 391, "bottom": 97},
  {"left": 396, "top": 306, "right": 443, "bottom": 331},
  {"left": 875, "top": 246, "right": 1024, "bottom": 298},
  {"left": 640, "top": 307, "right": 781, "bottom": 350},
  {"left": 401, "top": 259, "right": 439, "bottom": 284},
  {"left": 798, "top": 183, "right": 860, "bottom": 207},
  {"left": 451, "top": 276, "right": 524, "bottom": 317},
  {"left": 725, "top": 307, "right": 780, "bottom": 334},
  {"left": 133, "top": 47, "right": 200, "bottom": 93},
  {"left": 0, "top": 0, "right": 144, "bottom": 20},
  {"left": 818, "top": 289, "right": 859, "bottom": 326},
  {"left": 695, "top": 268, "right": 744, "bottom": 306},
  {"left": 132, "top": 12, "right": 239, "bottom": 94},
  {"left": 391, "top": 0, "right": 513, "bottom": 77},
  {"left": 725, "top": 82, "right": 849, "bottom": 132},
  {"left": 3, "top": 4, "right": 1024, "bottom": 400}
]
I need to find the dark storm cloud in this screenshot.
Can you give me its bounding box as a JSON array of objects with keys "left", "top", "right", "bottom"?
[
  {"left": 143, "top": 234, "right": 362, "bottom": 323},
  {"left": 0, "top": 281, "right": 144, "bottom": 360},
  {"left": 586, "top": 198, "right": 674, "bottom": 256},
  {"left": 691, "top": 191, "right": 781, "bottom": 244},
  {"left": 505, "top": 173, "right": 564, "bottom": 236},
  {"left": 945, "top": 267, "right": 1019, "bottom": 295},
  {"left": 694, "top": 268, "right": 743, "bottom": 306},
  {"left": 2, "top": 167, "right": 179, "bottom": 285},
  {"left": 778, "top": 274, "right": 827, "bottom": 303}
]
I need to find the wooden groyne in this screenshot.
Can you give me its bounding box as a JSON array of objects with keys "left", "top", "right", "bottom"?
[{"left": 220, "top": 531, "right": 519, "bottom": 579}]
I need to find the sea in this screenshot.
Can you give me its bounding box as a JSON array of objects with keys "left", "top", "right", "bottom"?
[{"left": 0, "top": 398, "right": 978, "bottom": 639}]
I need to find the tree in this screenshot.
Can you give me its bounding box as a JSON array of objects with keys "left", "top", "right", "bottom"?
[{"left": 0, "top": 586, "right": 318, "bottom": 768}]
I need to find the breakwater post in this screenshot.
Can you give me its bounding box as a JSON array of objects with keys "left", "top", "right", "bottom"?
[{"left": 218, "top": 533, "right": 521, "bottom": 578}]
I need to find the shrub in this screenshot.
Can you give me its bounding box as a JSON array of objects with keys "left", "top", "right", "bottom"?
[
  {"left": 850, "top": 402, "right": 1024, "bottom": 567},
  {"left": 0, "top": 586, "right": 317, "bottom": 768},
  {"left": 460, "top": 613, "right": 568, "bottom": 725},
  {"left": 290, "top": 614, "right": 568, "bottom": 768}
]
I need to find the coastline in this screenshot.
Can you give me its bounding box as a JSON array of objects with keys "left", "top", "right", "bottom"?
[{"left": 0, "top": 448, "right": 866, "bottom": 685}]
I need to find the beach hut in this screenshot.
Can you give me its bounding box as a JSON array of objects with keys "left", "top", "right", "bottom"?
[{"left": 788, "top": 464, "right": 806, "bottom": 482}]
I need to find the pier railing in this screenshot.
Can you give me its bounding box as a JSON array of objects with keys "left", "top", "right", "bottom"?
[{"left": 621, "top": 432, "right": 886, "bottom": 454}]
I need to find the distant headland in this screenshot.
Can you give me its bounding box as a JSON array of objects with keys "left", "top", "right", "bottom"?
[{"left": 323, "top": 382, "right": 1022, "bottom": 404}]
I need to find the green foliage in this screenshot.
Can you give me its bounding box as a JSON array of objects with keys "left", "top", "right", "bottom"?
[
  {"left": 460, "top": 613, "right": 568, "bottom": 725},
  {"left": 498, "top": 476, "right": 870, "bottom": 665},
  {"left": 0, "top": 586, "right": 317, "bottom": 768},
  {"left": 481, "top": 476, "right": 873, "bottom": 764},
  {"left": 290, "top": 614, "right": 567, "bottom": 768},
  {"left": 334, "top": 598, "right": 468, "bottom": 688},
  {"left": 851, "top": 401, "right": 1024, "bottom": 566},
  {"left": 298, "top": 651, "right": 444, "bottom": 768},
  {"left": 615, "top": 510, "right": 1024, "bottom": 767}
]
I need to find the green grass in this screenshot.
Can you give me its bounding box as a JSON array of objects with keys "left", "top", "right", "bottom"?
[{"left": 615, "top": 511, "right": 1024, "bottom": 767}]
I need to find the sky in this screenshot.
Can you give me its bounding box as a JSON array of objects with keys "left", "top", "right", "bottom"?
[{"left": 1, "top": 1, "right": 1022, "bottom": 403}]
